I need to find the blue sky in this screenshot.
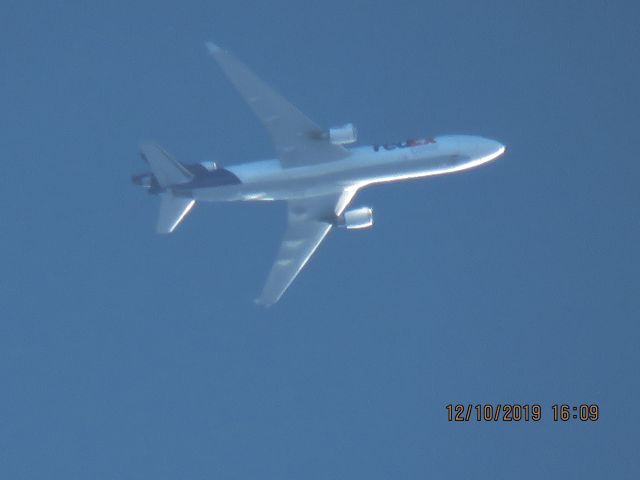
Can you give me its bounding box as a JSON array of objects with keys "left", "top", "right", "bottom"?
[{"left": 1, "top": 1, "right": 639, "bottom": 478}]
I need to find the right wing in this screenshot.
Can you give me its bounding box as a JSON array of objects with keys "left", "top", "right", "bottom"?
[
  {"left": 206, "top": 42, "right": 350, "bottom": 168},
  {"left": 255, "top": 187, "right": 359, "bottom": 305}
]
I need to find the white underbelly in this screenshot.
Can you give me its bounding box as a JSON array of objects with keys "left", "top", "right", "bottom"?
[{"left": 190, "top": 151, "right": 455, "bottom": 202}]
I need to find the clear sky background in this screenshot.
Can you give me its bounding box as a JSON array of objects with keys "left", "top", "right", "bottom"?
[{"left": 1, "top": 1, "right": 639, "bottom": 478}]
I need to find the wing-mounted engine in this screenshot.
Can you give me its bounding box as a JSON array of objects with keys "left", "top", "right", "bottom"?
[
  {"left": 329, "top": 123, "right": 357, "bottom": 145},
  {"left": 337, "top": 206, "right": 374, "bottom": 229}
]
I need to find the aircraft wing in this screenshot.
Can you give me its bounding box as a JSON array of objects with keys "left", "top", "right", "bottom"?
[
  {"left": 206, "top": 42, "right": 350, "bottom": 168},
  {"left": 255, "top": 187, "right": 359, "bottom": 305}
]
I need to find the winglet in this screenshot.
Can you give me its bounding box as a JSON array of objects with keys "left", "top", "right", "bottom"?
[
  {"left": 253, "top": 297, "right": 273, "bottom": 308},
  {"left": 205, "top": 41, "right": 221, "bottom": 54}
]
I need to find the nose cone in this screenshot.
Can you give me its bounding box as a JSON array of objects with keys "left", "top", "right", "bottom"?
[
  {"left": 434, "top": 135, "right": 505, "bottom": 156},
  {"left": 478, "top": 137, "right": 506, "bottom": 161},
  {"left": 432, "top": 135, "right": 506, "bottom": 169}
]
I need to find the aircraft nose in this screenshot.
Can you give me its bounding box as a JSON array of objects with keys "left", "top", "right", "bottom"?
[
  {"left": 433, "top": 135, "right": 506, "bottom": 163},
  {"left": 478, "top": 137, "right": 506, "bottom": 160}
]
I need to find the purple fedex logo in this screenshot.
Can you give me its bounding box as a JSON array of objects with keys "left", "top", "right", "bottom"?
[{"left": 373, "top": 137, "right": 436, "bottom": 152}]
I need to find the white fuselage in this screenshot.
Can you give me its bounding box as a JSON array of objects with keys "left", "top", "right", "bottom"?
[{"left": 189, "top": 135, "right": 505, "bottom": 202}]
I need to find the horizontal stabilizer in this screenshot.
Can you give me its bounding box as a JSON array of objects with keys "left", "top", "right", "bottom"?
[
  {"left": 157, "top": 192, "right": 195, "bottom": 234},
  {"left": 140, "top": 143, "right": 193, "bottom": 188}
]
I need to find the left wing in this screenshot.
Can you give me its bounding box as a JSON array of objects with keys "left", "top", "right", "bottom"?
[
  {"left": 206, "top": 42, "right": 350, "bottom": 168},
  {"left": 255, "top": 187, "right": 359, "bottom": 305}
]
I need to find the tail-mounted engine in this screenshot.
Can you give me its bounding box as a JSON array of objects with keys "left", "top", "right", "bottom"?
[
  {"left": 131, "top": 173, "right": 162, "bottom": 193},
  {"left": 329, "top": 123, "right": 357, "bottom": 145},
  {"left": 337, "top": 206, "right": 374, "bottom": 229}
]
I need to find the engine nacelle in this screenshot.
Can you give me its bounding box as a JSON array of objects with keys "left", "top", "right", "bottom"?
[
  {"left": 329, "top": 123, "right": 357, "bottom": 145},
  {"left": 200, "top": 160, "right": 218, "bottom": 171},
  {"left": 338, "top": 207, "right": 374, "bottom": 229}
]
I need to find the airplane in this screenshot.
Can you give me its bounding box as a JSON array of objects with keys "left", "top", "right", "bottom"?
[{"left": 132, "top": 42, "right": 506, "bottom": 306}]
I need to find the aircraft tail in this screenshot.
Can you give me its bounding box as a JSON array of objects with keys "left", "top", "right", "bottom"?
[
  {"left": 138, "top": 143, "right": 196, "bottom": 234},
  {"left": 156, "top": 192, "right": 195, "bottom": 234},
  {"left": 140, "top": 143, "right": 193, "bottom": 188}
]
